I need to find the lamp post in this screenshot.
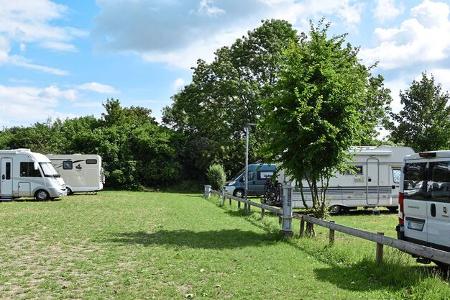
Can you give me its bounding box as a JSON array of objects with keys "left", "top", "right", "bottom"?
[{"left": 244, "top": 123, "right": 256, "bottom": 213}]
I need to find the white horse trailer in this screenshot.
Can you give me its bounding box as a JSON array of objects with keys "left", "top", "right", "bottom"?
[
  {"left": 278, "top": 146, "right": 414, "bottom": 213},
  {"left": 47, "top": 154, "right": 104, "bottom": 195},
  {"left": 0, "top": 149, "right": 67, "bottom": 201}
]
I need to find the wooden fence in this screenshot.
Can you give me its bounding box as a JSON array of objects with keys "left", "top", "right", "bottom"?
[{"left": 205, "top": 187, "right": 450, "bottom": 266}]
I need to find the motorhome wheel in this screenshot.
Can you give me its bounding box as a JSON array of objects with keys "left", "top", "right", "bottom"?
[
  {"left": 66, "top": 187, "right": 73, "bottom": 195},
  {"left": 329, "top": 205, "right": 343, "bottom": 215},
  {"left": 35, "top": 190, "right": 49, "bottom": 201}
]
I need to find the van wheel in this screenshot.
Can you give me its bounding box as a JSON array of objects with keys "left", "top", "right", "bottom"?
[
  {"left": 66, "top": 187, "right": 73, "bottom": 195},
  {"left": 35, "top": 190, "right": 49, "bottom": 201},
  {"left": 233, "top": 189, "right": 244, "bottom": 198}
]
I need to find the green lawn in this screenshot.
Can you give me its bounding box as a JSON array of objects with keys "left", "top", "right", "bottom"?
[{"left": 0, "top": 192, "right": 449, "bottom": 299}]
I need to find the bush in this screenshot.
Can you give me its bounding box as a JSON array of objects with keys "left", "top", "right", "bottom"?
[{"left": 207, "top": 164, "right": 226, "bottom": 191}]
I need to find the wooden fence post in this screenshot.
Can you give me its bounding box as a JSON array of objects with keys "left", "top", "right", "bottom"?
[
  {"left": 238, "top": 201, "right": 241, "bottom": 209},
  {"left": 204, "top": 185, "right": 211, "bottom": 199},
  {"left": 220, "top": 190, "right": 225, "bottom": 206},
  {"left": 229, "top": 197, "right": 231, "bottom": 206},
  {"left": 376, "top": 232, "right": 384, "bottom": 264},
  {"left": 329, "top": 221, "right": 335, "bottom": 246},
  {"left": 261, "top": 208, "right": 265, "bottom": 219},
  {"left": 299, "top": 217, "right": 305, "bottom": 237}
]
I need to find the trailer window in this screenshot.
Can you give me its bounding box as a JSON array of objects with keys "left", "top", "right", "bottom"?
[
  {"left": 430, "top": 161, "right": 450, "bottom": 202},
  {"left": 403, "top": 162, "right": 428, "bottom": 200},
  {"left": 86, "top": 159, "right": 97, "bottom": 165},
  {"left": 20, "top": 162, "right": 41, "bottom": 177},
  {"left": 343, "top": 165, "right": 363, "bottom": 175},
  {"left": 63, "top": 161, "right": 73, "bottom": 170}
]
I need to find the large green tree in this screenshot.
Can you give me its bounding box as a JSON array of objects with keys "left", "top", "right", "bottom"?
[
  {"left": 163, "top": 19, "right": 299, "bottom": 178},
  {"left": 261, "top": 22, "right": 373, "bottom": 220},
  {"left": 388, "top": 73, "right": 450, "bottom": 151}
]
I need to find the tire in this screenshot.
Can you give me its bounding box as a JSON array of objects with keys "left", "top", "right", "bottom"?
[
  {"left": 35, "top": 190, "right": 49, "bottom": 201},
  {"left": 387, "top": 206, "right": 398, "bottom": 213},
  {"left": 66, "top": 187, "right": 73, "bottom": 196},
  {"left": 233, "top": 189, "right": 244, "bottom": 198},
  {"left": 329, "top": 205, "right": 343, "bottom": 215}
]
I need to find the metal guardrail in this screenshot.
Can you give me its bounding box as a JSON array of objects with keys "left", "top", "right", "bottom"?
[{"left": 205, "top": 187, "right": 450, "bottom": 266}]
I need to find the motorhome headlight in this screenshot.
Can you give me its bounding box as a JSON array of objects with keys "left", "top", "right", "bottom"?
[{"left": 227, "top": 181, "right": 236, "bottom": 186}]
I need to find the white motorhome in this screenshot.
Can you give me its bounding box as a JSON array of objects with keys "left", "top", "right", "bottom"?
[
  {"left": 278, "top": 146, "right": 414, "bottom": 213},
  {"left": 396, "top": 150, "right": 450, "bottom": 264},
  {"left": 47, "top": 154, "right": 104, "bottom": 194},
  {"left": 0, "top": 149, "right": 66, "bottom": 201}
]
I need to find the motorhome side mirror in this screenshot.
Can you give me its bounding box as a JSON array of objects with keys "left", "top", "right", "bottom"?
[
  {"left": 34, "top": 162, "right": 40, "bottom": 170},
  {"left": 239, "top": 177, "right": 244, "bottom": 182}
]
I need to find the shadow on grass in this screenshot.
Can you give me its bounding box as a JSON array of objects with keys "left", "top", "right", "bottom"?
[
  {"left": 313, "top": 257, "right": 440, "bottom": 292},
  {"left": 108, "top": 229, "right": 281, "bottom": 249}
]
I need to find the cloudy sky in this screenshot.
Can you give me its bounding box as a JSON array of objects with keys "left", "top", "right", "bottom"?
[{"left": 1, "top": 0, "right": 450, "bottom": 127}]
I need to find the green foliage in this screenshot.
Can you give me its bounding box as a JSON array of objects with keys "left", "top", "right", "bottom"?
[
  {"left": 388, "top": 73, "right": 450, "bottom": 151},
  {"left": 206, "top": 164, "right": 226, "bottom": 191},
  {"left": 163, "top": 19, "right": 299, "bottom": 179},
  {"left": 0, "top": 99, "right": 180, "bottom": 189},
  {"left": 261, "top": 21, "right": 372, "bottom": 218}
]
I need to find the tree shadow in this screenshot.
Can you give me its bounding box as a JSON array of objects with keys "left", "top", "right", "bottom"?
[
  {"left": 313, "top": 257, "right": 441, "bottom": 292},
  {"left": 107, "top": 229, "right": 281, "bottom": 250}
]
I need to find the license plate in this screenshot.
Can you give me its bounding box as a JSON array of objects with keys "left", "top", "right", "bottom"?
[{"left": 406, "top": 218, "right": 425, "bottom": 231}]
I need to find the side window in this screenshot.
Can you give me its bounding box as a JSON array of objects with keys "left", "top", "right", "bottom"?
[
  {"left": 248, "top": 172, "right": 255, "bottom": 181},
  {"left": 392, "top": 168, "right": 401, "bottom": 184},
  {"left": 343, "top": 165, "right": 363, "bottom": 175},
  {"left": 20, "top": 162, "right": 41, "bottom": 178},
  {"left": 86, "top": 159, "right": 97, "bottom": 165},
  {"left": 430, "top": 161, "right": 450, "bottom": 202},
  {"left": 403, "top": 162, "right": 428, "bottom": 200},
  {"left": 63, "top": 161, "right": 73, "bottom": 170},
  {"left": 258, "top": 171, "right": 274, "bottom": 180},
  {"left": 5, "top": 162, "right": 11, "bottom": 180}
]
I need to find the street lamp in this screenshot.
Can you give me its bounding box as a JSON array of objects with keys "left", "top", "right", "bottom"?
[{"left": 244, "top": 123, "right": 256, "bottom": 213}]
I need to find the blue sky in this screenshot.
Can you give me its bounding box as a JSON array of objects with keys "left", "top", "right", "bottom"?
[{"left": 1, "top": 0, "right": 450, "bottom": 127}]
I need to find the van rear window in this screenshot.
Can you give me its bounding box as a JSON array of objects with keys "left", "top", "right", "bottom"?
[
  {"left": 404, "top": 163, "right": 428, "bottom": 200},
  {"left": 430, "top": 161, "right": 450, "bottom": 202}
]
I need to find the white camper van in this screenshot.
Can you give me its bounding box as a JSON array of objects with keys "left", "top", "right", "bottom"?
[
  {"left": 278, "top": 146, "right": 414, "bottom": 212},
  {"left": 397, "top": 150, "right": 450, "bottom": 258},
  {"left": 47, "top": 154, "right": 104, "bottom": 194},
  {"left": 0, "top": 149, "right": 66, "bottom": 201}
]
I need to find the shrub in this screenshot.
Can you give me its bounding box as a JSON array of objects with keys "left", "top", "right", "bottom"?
[{"left": 207, "top": 164, "right": 226, "bottom": 191}]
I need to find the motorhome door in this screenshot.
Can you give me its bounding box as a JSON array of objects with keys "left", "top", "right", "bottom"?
[
  {"left": 366, "top": 157, "right": 380, "bottom": 205},
  {"left": 1, "top": 158, "right": 13, "bottom": 198}
]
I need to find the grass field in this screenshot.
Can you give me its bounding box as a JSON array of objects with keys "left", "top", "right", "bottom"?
[{"left": 0, "top": 191, "right": 449, "bottom": 299}]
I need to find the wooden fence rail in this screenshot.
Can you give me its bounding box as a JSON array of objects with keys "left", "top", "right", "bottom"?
[{"left": 206, "top": 188, "right": 450, "bottom": 266}]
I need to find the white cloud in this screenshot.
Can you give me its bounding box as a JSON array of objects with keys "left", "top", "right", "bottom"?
[
  {"left": 95, "top": 0, "right": 363, "bottom": 69},
  {"left": 0, "top": 0, "right": 85, "bottom": 75},
  {"left": 428, "top": 68, "right": 450, "bottom": 92},
  {"left": 172, "top": 78, "right": 186, "bottom": 91},
  {"left": 77, "top": 82, "right": 119, "bottom": 94},
  {"left": 0, "top": 84, "right": 78, "bottom": 127},
  {"left": 360, "top": 0, "right": 450, "bottom": 70},
  {"left": 374, "top": 0, "right": 403, "bottom": 22}
]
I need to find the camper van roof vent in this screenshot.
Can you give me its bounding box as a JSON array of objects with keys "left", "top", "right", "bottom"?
[{"left": 16, "top": 148, "right": 31, "bottom": 152}]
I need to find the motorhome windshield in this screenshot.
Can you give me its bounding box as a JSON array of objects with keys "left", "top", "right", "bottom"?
[{"left": 39, "top": 162, "right": 61, "bottom": 177}]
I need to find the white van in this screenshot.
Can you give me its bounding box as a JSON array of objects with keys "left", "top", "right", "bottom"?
[
  {"left": 397, "top": 150, "right": 450, "bottom": 257},
  {"left": 47, "top": 154, "right": 104, "bottom": 195},
  {"left": 0, "top": 149, "right": 66, "bottom": 201},
  {"left": 278, "top": 146, "right": 414, "bottom": 213}
]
